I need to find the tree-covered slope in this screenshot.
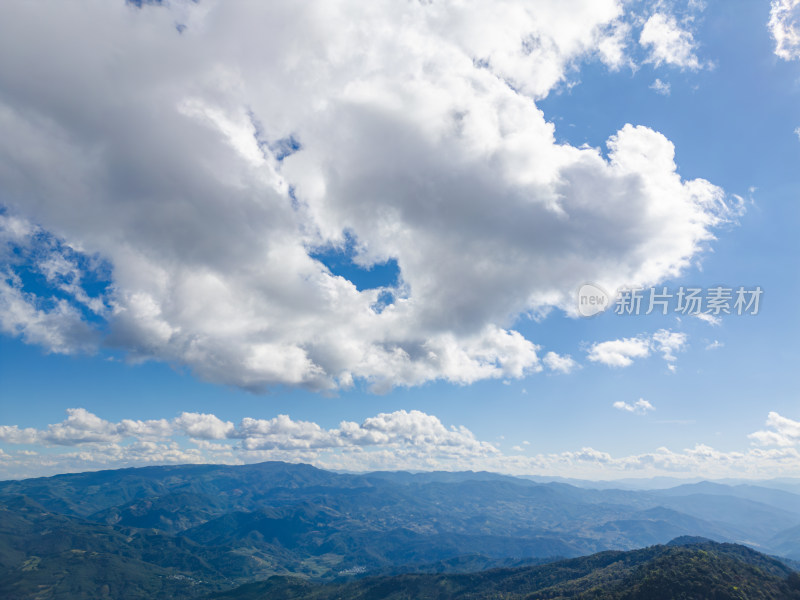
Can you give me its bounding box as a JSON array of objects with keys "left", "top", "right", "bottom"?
[{"left": 205, "top": 540, "right": 800, "bottom": 600}]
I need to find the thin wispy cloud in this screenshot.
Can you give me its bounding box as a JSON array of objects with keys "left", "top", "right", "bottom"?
[
  {"left": 695, "top": 312, "right": 722, "bottom": 326},
  {"left": 613, "top": 398, "right": 655, "bottom": 415},
  {"left": 769, "top": 0, "right": 800, "bottom": 61},
  {"left": 650, "top": 78, "right": 671, "bottom": 95}
]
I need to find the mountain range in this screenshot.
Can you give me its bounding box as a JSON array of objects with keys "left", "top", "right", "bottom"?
[{"left": 1, "top": 461, "right": 799, "bottom": 598}]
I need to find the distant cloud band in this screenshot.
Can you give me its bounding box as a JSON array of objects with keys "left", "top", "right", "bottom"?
[{"left": 0, "top": 407, "right": 798, "bottom": 480}]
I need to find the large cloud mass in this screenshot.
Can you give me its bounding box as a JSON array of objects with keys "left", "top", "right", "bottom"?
[{"left": 0, "top": 1, "right": 733, "bottom": 391}]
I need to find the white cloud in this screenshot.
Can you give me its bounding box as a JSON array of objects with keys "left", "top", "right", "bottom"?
[
  {"left": 595, "top": 19, "right": 633, "bottom": 70},
  {"left": 337, "top": 410, "right": 498, "bottom": 456},
  {"left": 0, "top": 1, "right": 735, "bottom": 392},
  {"left": 650, "top": 78, "right": 671, "bottom": 95},
  {"left": 40, "top": 408, "right": 119, "bottom": 445},
  {"left": 640, "top": 13, "right": 702, "bottom": 69},
  {"left": 237, "top": 414, "right": 337, "bottom": 450},
  {"left": 694, "top": 312, "right": 721, "bottom": 326},
  {"left": 0, "top": 408, "right": 496, "bottom": 459},
  {"left": 0, "top": 408, "right": 173, "bottom": 446},
  {"left": 0, "top": 215, "right": 106, "bottom": 354},
  {"left": 0, "top": 274, "right": 98, "bottom": 355},
  {"left": 0, "top": 425, "right": 39, "bottom": 445},
  {"left": 613, "top": 398, "right": 655, "bottom": 415},
  {"left": 749, "top": 411, "right": 800, "bottom": 447},
  {"left": 705, "top": 340, "right": 723, "bottom": 350},
  {"left": 543, "top": 351, "right": 578, "bottom": 373},
  {"left": 0, "top": 214, "right": 35, "bottom": 255},
  {"left": 587, "top": 329, "right": 686, "bottom": 369},
  {"left": 587, "top": 335, "right": 652, "bottom": 367},
  {"left": 2, "top": 408, "right": 799, "bottom": 480},
  {"left": 36, "top": 252, "right": 107, "bottom": 315},
  {"left": 769, "top": 0, "right": 800, "bottom": 61},
  {"left": 175, "top": 412, "right": 235, "bottom": 441},
  {"left": 652, "top": 329, "right": 687, "bottom": 363}
]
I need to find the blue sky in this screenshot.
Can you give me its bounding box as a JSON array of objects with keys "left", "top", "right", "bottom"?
[{"left": 0, "top": 0, "right": 799, "bottom": 479}]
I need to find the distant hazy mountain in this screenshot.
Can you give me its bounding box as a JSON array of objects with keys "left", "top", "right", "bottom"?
[
  {"left": 770, "top": 524, "right": 800, "bottom": 560},
  {"left": 1, "top": 462, "right": 798, "bottom": 598},
  {"left": 653, "top": 481, "right": 800, "bottom": 516},
  {"left": 519, "top": 474, "right": 800, "bottom": 493}
]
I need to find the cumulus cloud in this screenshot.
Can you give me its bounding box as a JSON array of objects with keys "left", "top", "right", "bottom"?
[
  {"left": 587, "top": 329, "right": 686, "bottom": 369},
  {"left": 236, "top": 414, "right": 337, "bottom": 450},
  {"left": 640, "top": 13, "right": 702, "bottom": 69},
  {"left": 595, "top": 19, "right": 634, "bottom": 70},
  {"left": 0, "top": 1, "right": 734, "bottom": 392},
  {"left": 237, "top": 409, "right": 499, "bottom": 460},
  {"left": 0, "top": 425, "right": 39, "bottom": 445},
  {"left": 543, "top": 351, "right": 578, "bottom": 373},
  {"left": 175, "top": 412, "right": 236, "bottom": 441},
  {"left": 749, "top": 412, "right": 800, "bottom": 447},
  {"left": 0, "top": 408, "right": 172, "bottom": 446},
  {"left": 587, "top": 335, "right": 652, "bottom": 367},
  {"left": 769, "top": 0, "right": 800, "bottom": 61},
  {"left": 1, "top": 408, "right": 798, "bottom": 480},
  {"left": 0, "top": 408, "right": 496, "bottom": 459},
  {"left": 613, "top": 398, "right": 655, "bottom": 414}
]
